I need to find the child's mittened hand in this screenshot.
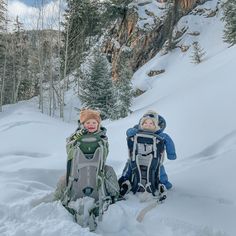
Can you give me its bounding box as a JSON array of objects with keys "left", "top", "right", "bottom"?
[
  {"left": 120, "top": 183, "right": 129, "bottom": 196},
  {"left": 167, "top": 154, "right": 177, "bottom": 160},
  {"left": 78, "top": 128, "right": 88, "bottom": 136},
  {"left": 80, "top": 128, "right": 88, "bottom": 135},
  {"left": 73, "top": 128, "right": 88, "bottom": 140}
]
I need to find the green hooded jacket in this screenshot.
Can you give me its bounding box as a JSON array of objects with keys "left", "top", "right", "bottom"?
[{"left": 66, "top": 126, "right": 108, "bottom": 161}]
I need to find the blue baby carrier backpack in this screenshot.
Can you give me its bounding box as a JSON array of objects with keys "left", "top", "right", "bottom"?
[{"left": 130, "top": 131, "right": 166, "bottom": 200}]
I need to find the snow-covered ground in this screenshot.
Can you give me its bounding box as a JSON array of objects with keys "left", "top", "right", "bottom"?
[{"left": 1, "top": 0, "right": 236, "bottom": 235}]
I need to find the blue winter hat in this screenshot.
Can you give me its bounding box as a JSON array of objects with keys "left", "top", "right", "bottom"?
[
  {"left": 139, "top": 110, "right": 160, "bottom": 131},
  {"left": 143, "top": 110, "right": 158, "bottom": 119}
]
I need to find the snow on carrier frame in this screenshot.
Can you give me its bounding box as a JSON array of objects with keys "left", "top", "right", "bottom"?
[
  {"left": 62, "top": 135, "right": 119, "bottom": 231},
  {"left": 130, "top": 132, "right": 166, "bottom": 201}
]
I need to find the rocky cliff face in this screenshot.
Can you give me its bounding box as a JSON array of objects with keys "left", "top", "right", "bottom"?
[
  {"left": 102, "top": 0, "right": 206, "bottom": 81},
  {"left": 180, "top": 0, "right": 197, "bottom": 9},
  {"left": 155, "top": 0, "right": 198, "bottom": 9}
]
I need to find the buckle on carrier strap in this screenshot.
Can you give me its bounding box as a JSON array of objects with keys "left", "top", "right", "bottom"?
[{"left": 137, "top": 143, "right": 153, "bottom": 155}]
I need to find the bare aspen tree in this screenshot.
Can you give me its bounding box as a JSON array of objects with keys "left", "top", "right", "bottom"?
[
  {"left": 0, "top": 0, "right": 7, "bottom": 112},
  {"left": 43, "top": 0, "right": 64, "bottom": 118},
  {"left": 48, "top": 37, "right": 53, "bottom": 116},
  {"left": 47, "top": 0, "right": 62, "bottom": 117},
  {"left": 57, "top": 0, "right": 63, "bottom": 118},
  {"left": 60, "top": 20, "right": 69, "bottom": 119},
  {"left": 0, "top": 42, "right": 7, "bottom": 112},
  {"left": 36, "top": 0, "right": 45, "bottom": 113},
  {"left": 12, "top": 16, "right": 25, "bottom": 103},
  {"left": 38, "top": 0, "right": 64, "bottom": 119}
]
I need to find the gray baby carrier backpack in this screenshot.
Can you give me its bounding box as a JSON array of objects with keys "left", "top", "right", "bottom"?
[{"left": 61, "top": 130, "right": 119, "bottom": 231}]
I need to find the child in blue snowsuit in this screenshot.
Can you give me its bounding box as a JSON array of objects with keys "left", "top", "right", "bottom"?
[{"left": 118, "top": 110, "right": 177, "bottom": 196}]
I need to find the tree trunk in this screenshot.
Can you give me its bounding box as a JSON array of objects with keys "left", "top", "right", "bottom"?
[
  {"left": 60, "top": 21, "right": 70, "bottom": 120},
  {"left": 0, "top": 49, "right": 7, "bottom": 112},
  {"left": 38, "top": 0, "right": 44, "bottom": 113}
]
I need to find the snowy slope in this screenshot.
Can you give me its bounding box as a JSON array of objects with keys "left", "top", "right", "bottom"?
[{"left": 1, "top": 0, "right": 236, "bottom": 236}]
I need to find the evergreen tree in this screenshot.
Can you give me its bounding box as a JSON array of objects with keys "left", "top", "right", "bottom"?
[
  {"left": 61, "top": 0, "right": 131, "bottom": 78},
  {"left": 0, "top": 0, "right": 6, "bottom": 31},
  {"left": 0, "top": 37, "right": 5, "bottom": 111},
  {"left": 112, "top": 52, "right": 133, "bottom": 119},
  {"left": 0, "top": 17, "right": 33, "bottom": 105},
  {"left": 163, "top": 0, "right": 180, "bottom": 52},
  {"left": 191, "top": 41, "right": 205, "bottom": 64},
  {"left": 11, "top": 17, "right": 30, "bottom": 103},
  {"left": 222, "top": 0, "right": 236, "bottom": 46},
  {"left": 61, "top": 0, "right": 102, "bottom": 77},
  {"left": 0, "top": 0, "right": 7, "bottom": 111},
  {"left": 78, "top": 50, "right": 115, "bottom": 119},
  {"left": 102, "top": 0, "right": 132, "bottom": 21},
  {"left": 109, "top": 0, "right": 132, "bottom": 4},
  {"left": 0, "top": 35, "right": 11, "bottom": 105}
]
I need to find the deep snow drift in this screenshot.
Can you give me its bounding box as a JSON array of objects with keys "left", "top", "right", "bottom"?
[{"left": 1, "top": 0, "right": 236, "bottom": 235}]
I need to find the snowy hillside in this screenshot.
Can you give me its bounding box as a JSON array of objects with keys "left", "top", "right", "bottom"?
[{"left": 1, "top": 0, "right": 236, "bottom": 236}]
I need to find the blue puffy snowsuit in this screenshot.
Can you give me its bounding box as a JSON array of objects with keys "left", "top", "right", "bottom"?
[{"left": 119, "top": 115, "right": 177, "bottom": 190}]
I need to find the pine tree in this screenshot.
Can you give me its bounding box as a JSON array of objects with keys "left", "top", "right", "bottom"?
[
  {"left": 162, "top": 0, "right": 180, "bottom": 52},
  {"left": 11, "top": 17, "right": 30, "bottom": 103},
  {"left": 191, "top": 41, "right": 206, "bottom": 64},
  {"left": 0, "top": 36, "right": 5, "bottom": 111},
  {"left": 112, "top": 52, "right": 133, "bottom": 119},
  {"left": 0, "top": 0, "right": 7, "bottom": 110},
  {"left": 102, "top": 0, "right": 132, "bottom": 21},
  {"left": 0, "top": 0, "right": 6, "bottom": 31},
  {"left": 61, "top": 0, "right": 102, "bottom": 77},
  {"left": 222, "top": 0, "right": 236, "bottom": 46},
  {"left": 78, "top": 50, "right": 115, "bottom": 119}
]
